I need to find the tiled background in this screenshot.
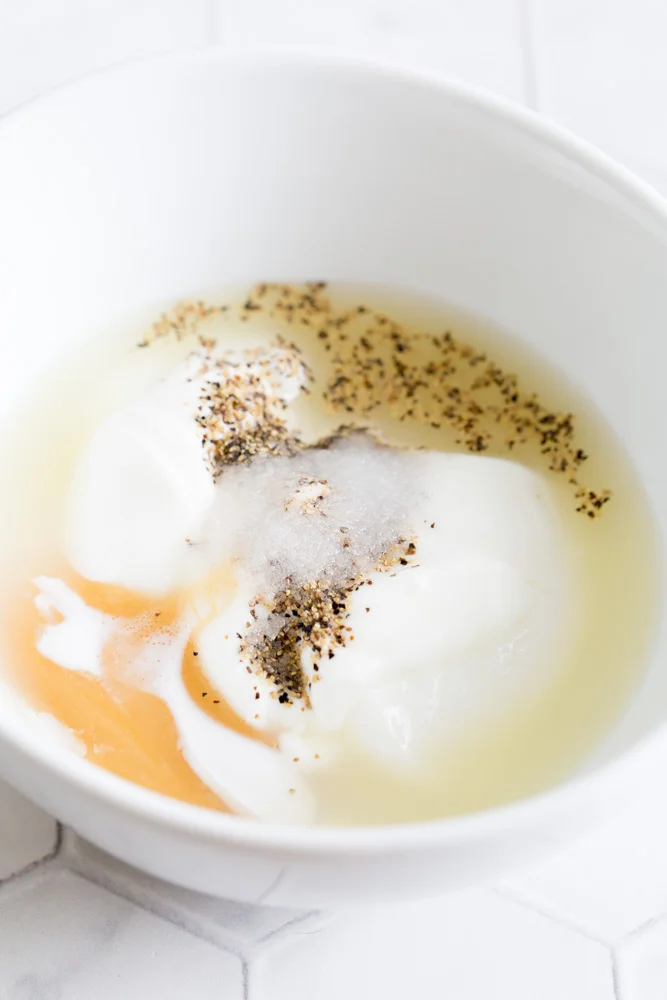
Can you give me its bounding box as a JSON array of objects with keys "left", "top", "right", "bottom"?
[{"left": 1, "top": 1, "right": 667, "bottom": 996}]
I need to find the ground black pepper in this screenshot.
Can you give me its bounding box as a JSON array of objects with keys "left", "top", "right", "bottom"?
[
  {"left": 236, "top": 534, "right": 417, "bottom": 704},
  {"left": 194, "top": 280, "right": 597, "bottom": 513},
  {"left": 139, "top": 281, "right": 613, "bottom": 711}
]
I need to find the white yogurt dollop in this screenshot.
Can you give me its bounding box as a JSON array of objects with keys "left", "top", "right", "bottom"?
[
  {"left": 199, "top": 449, "right": 569, "bottom": 772},
  {"left": 66, "top": 347, "right": 307, "bottom": 595}
]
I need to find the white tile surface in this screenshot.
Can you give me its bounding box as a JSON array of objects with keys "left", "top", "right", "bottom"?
[
  {"left": 0, "top": 0, "right": 211, "bottom": 117},
  {"left": 531, "top": 0, "right": 667, "bottom": 193},
  {"left": 502, "top": 782, "right": 667, "bottom": 944},
  {"left": 617, "top": 919, "right": 667, "bottom": 1000},
  {"left": 0, "top": 779, "right": 58, "bottom": 881},
  {"left": 260, "top": 888, "right": 614, "bottom": 1000},
  {"left": 0, "top": 866, "right": 243, "bottom": 998},
  {"left": 65, "top": 832, "right": 324, "bottom": 952},
  {"left": 215, "top": 0, "right": 526, "bottom": 100}
]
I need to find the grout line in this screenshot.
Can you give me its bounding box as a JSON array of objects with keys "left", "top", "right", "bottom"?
[
  {"left": 0, "top": 821, "right": 63, "bottom": 891},
  {"left": 494, "top": 884, "right": 612, "bottom": 949},
  {"left": 611, "top": 950, "right": 622, "bottom": 1000},
  {"left": 245, "top": 954, "right": 270, "bottom": 1000},
  {"left": 245, "top": 951, "right": 269, "bottom": 1000},
  {"left": 518, "top": 0, "right": 539, "bottom": 110},
  {"left": 58, "top": 825, "right": 81, "bottom": 861},
  {"left": 621, "top": 910, "right": 667, "bottom": 943},
  {"left": 50, "top": 821, "right": 64, "bottom": 859}
]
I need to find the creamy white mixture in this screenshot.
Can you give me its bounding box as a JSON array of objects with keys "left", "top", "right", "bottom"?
[{"left": 32, "top": 340, "right": 572, "bottom": 824}]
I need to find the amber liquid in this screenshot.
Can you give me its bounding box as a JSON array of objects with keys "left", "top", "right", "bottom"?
[{"left": 0, "top": 284, "right": 660, "bottom": 824}]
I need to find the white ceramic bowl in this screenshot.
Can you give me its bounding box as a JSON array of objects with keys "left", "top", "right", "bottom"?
[{"left": 0, "top": 50, "right": 666, "bottom": 908}]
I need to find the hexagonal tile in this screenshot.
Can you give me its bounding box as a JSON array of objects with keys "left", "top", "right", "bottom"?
[
  {"left": 0, "top": 866, "right": 242, "bottom": 998},
  {"left": 501, "top": 778, "right": 667, "bottom": 943},
  {"left": 616, "top": 918, "right": 667, "bottom": 1000},
  {"left": 257, "top": 888, "right": 614, "bottom": 1000},
  {"left": 0, "top": 779, "right": 58, "bottom": 881},
  {"left": 64, "top": 831, "right": 324, "bottom": 953}
]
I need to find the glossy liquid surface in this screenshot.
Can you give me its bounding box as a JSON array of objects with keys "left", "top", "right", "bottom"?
[{"left": 0, "top": 284, "right": 659, "bottom": 823}]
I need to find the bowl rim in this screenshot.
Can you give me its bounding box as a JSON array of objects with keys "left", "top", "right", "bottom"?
[{"left": 1, "top": 45, "right": 666, "bottom": 856}]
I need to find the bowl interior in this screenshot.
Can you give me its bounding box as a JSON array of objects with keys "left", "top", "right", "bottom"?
[{"left": 0, "top": 50, "right": 666, "bottom": 809}]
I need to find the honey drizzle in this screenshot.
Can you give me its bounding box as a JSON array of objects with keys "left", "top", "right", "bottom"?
[{"left": 6, "top": 563, "right": 275, "bottom": 809}]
